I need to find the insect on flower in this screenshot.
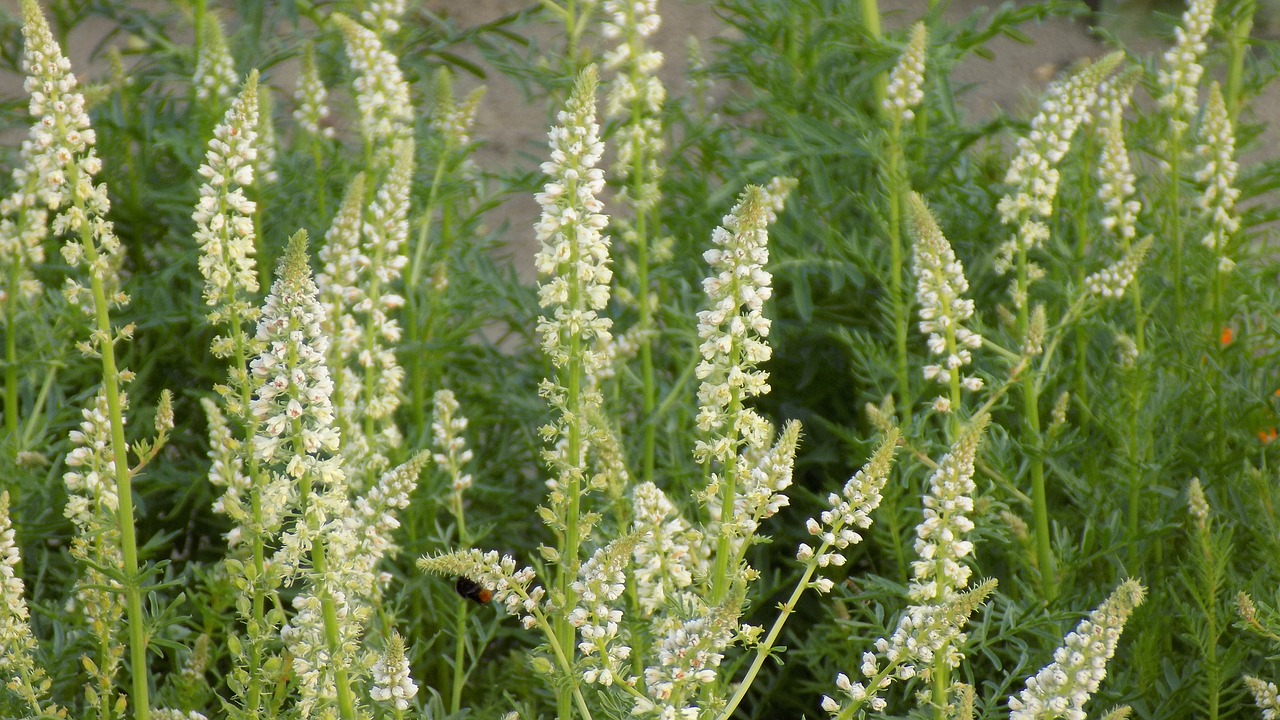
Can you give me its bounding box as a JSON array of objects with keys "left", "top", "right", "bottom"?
[{"left": 455, "top": 577, "right": 492, "bottom": 604}]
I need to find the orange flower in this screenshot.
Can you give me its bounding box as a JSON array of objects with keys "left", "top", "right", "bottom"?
[
  {"left": 1220, "top": 326, "right": 1234, "bottom": 347},
  {"left": 1259, "top": 428, "right": 1277, "bottom": 445}
]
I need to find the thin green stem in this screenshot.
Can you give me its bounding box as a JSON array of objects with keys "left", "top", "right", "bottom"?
[
  {"left": 861, "top": 0, "right": 886, "bottom": 111},
  {"left": 1169, "top": 131, "right": 1185, "bottom": 334},
  {"left": 1225, "top": 4, "right": 1254, "bottom": 121},
  {"left": 710, "top": 348, "right": 743, "bottom": 605},
  {"left": 4, "top": 263, "right": 20, "bottom": 438},
  {"left": 1016, "top": 239, "right": 1056, "bottom": 602},
  {"left": 409, "top": 154, "right": 449, "bottom": 429},
  {"left": 886, "top": 120, "right": 911, "bottom": 425}
]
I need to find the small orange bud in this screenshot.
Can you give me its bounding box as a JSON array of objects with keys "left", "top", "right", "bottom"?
[
  {"left": 1259, "top": 428, "right": 1277, "bottom": 445},
  {"left": 1220, "top": 326, "right": 1234, "bottom": 347}
]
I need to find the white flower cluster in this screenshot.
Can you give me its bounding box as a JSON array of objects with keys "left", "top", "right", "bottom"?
[
  {"left": 534, "top": 65, "right": 613, "bottom": 370},
  {"left": 1008, "top": 580, "right": 1146, "bottom": 720},
  {"left": 1158, "top": 0, "right": 1216, "bottom": 135},
  {"left": 281, "top": 584, "right": 364, "bottom": 719},
  {"left": 1246, "top": 676, "right": 1280, "bottom": 720},
  {"left": 0, "top": 491, "right": 53, "bottom": 714},
  {"left": 349, "top": 453, "right": 429, "bottom": 596},
  {"left": 571, "top": 539, "right": 635, "bottom": 686},
  {"left": 335, "top": 14, "right": 413, "bottom": 147},
  {"left": 1095, "top": 98, "right": 1139, "bottom": 245},
  {"left": 194, "top": 72, "right": 261, "bottom": 327},
  {"left": 911, "top": 193, "right": 982, "bottom": 403},
  {"left": 994, "top": 54, "right": 1121, "bottom": 292},
  {"left": 318, "top": 174, "right": 367, "bottom": 390},
  {"left": 800, "top": 428, "right": 897, "bottom": 578},
  {"left": 822, "top": 581, "right": 995, "bottom": 717},
  {"left": 20, "top": 0, "right": 125, "bottom": 316},
  {"left": 909, "top": 416, "right": 986, "bottom": 603},
  {"left": 636, "top": 609, "right": 735, "bottom": 718},
  {"left": 602, "top": 0, "right": 665, "bottom": 208},
  {"left": 694, "top": 186, "right": 777, "bottom": 462},
  {"left": 632, "top": 482, "right": 703, "bottom": 615},
  {"left": 62, "top": 389, "right": 127, "bottom": 702},
  {"left": 1085, "top": 236, "right": 1152, "bottom": 300},
  {"left": 430, "top": 70, "right": 486, "bottom": 151},
  {"left": 249, "top": 236, "right": 341, "bottom": 482},
  {"left": 203, "top": 399, "right": 254, "bottom": 545},
  {"left": 1187, "top": 476, "right": 1209, "bottom": 526},
  {"left": 1195, "top": 83, "right": 1240, "bottom": 268},
  {"left": 194, "top": 18, "right": 238, "bottom": 108},
  {"left": 884, "top": 23, "right": 927, "bottom": 124},
  {"left": 417, "top": 549, "right": 543, "bottom": 629},
  {"left": 361, "top": 0, "right": 407, "bottom": 36},
  {"left": 294, "top": 44, "right": 335, "bottom": 140},
  {"left": 721, "top": 421, "right": 799, "bottom": 555},
  {"left": 327, "top": 145, "right": 413, "bottom": 486},
  {"left": 370, "top": 632, "right": 418, "bottom": 711},
  {"left": 432, "top": 389, "right": 476, "bottom": 498},
  {"left": 153, "top": 711, "right": 209, "bottom": 720}
]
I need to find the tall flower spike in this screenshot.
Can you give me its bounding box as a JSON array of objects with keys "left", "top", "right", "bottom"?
[
  {"left": 1008, "top": 580, "right": 1146, "bottom": 720},
  {"left": 432, "top": 389, "right": 476, "bottom": 505},
  {"left": 909, "top": 414, "right": 988, "bottom": 603},
  {"left": 1195, "top": 83, "right": 1240, "bottom": 271},
  {"left": 194, "top": 16, "right": 238, "bottom": 109},
  {"left": 430, "top": 68, "right": 486, "bottom": 152},
  {"left": 911, "top": 193, "right": 983, "bottom": 406},
  {"left": 418, "top": 549, "right": 544, "bottom": 629},
  {"left": 1158, "top": 0, "right": 1217, "bottom": 135},
  {"left": 194, "top": 71, "right": 261, "bottom": 332},
  {"left": 1085, "top": 235, "right": 1152, "bottom": 300},
  {"left": 334, "top": 14, "right": 412, "bottom": 147},
  {"left": 884, "top": 22, "right": 927, "bottom": 124},
  {"left": 255, "top": 85, "right": 279, "bottom": 185},
  {"left": 800, "top": 428, "right": 899, "bottom": 591},
  {"left": 994, "top": 53, "right": 1123, "bottom": 299},
  {"left": 571, "top": 536, "right": 640, "bottom": 687},
  {"left": 602, "top": 0, "right": 666, "bottom": 209},
  {"left": 294, "top": 44, "right": 335, "bottom": 140}
]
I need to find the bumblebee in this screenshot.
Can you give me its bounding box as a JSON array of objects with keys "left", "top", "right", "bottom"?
[{"left": 454, "top": 577, "right": 492, "bottom": 604}]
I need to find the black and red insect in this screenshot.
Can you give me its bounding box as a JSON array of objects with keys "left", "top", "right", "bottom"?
[{"left": 454, "top": 577, "right": 492, "bottom": 604}]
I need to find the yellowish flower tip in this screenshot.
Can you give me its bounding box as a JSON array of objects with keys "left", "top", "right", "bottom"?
[
  {"left": 20, "top": 0, "right": 48, "bottom": 35},
  {"left": 1099, "top": 705, "right": 1133, "bottom": 720},
  {"left": 908, "top": 191, "right": 939, "bottom": 241},
  {"left": 156, "top": 389, "right": 174, "bottom": 435},
  {"left": 281, "top": 229, "right": 311, "bottom": 281},
  {"left": 331, "top": 12, "right": 358, "bottom": 36},
  {"left": 244, "top": 68, "right": 259, "bottom": 97},
  {"left": 575, "top": 63, "right": 600, "bottom": 104},
  {"left": 1113, "top": 577, "right": 1147, "bottom": 612}
]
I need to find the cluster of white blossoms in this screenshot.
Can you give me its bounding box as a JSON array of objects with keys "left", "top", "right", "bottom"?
[
  {"left": 909, "top": 415, "right": 986, "bottom": 603},
  {"left": 318, "top": 174, "right": 367, "bottom": 396},
  {"left": 194, "top": 18, "right": 238, "bottom": 108},
  {"left": 636, "top": 608, "right": 736, "bottom": 718},
  {"left": 371, "top": 632, "right": 418, "bottom": 712},
  {"left": 194, "top": 72, "right": 261, "bottom": 331},
  {"left": 800, "top": 429, "right": 898, "bottom": 591},
  {"left": 1085, "top": 236, "right": 1152, "bottom": 300},
  {"left": 1095, "top": 86, "right": 1139, "bottom": 244},
  {"left": 884, "top": 23, "right": 927, "bottom": 124},
  {"left": 911, "top": 193, "right": 982, "bottom": 406},
  {"left": 294, "top": 44, "right": 335, "bottom": 140},
  {"left": 417, "top": 549, "right": 544, "bottom": 630},
  {"left": 1187, "top": 476, "right": 1210, "bottom": 527},
  {"left": 571, "top": 538, "right": 636, "bottom": 686},
  {"left": 602, "top": 0, "right": 665, "bottom": 208},
  {"left": 248, "top": 234, "right": 341, "bottom": 484},
  {"left": 717, "top": 421, "right": 800, "bottom": 559},
  {"left": 994, "top": 53, "right": 1122, "bottom": 298},
  {"left": 1008, "top": 580, "right": 1145, "bottom": 720},
  {"left": 361, "top": 0, "right": 407, "bottom": 36},
  {"left": 822, "top": 580, "right": 995, "bottom": 717},
  {"left": 534, "top": 66, "right": 614, "bottom": 515},
  {"left": 632, "top": 482, "right": 703, "bottom": 615},
  {"left": 694, "top": 186, "right": 777, "bottom": 464},
  {"left": 203, "top": 399, "right": 254, "bottom": 545},
  {"left": 20, "top": 0, "right": 125, "bottom": 317},
  {"left": 430, "top": 69, "right": 486, "bottom": 152},
  {"left": 1158, "top": 0, "right": 1217, "bottom": 135},
  {"left": 335, "top": 14, "right": 413, "bottom": 147},
  {"left": 348, "top": 453, "right": 430, "bottom": 597},
  {"left": 432, "top": 389, "right": 475, "bottom": 498},
  {"left": 1246, "top": 676, "right": 1280, "bottom": 720},
  {"left": 1195, "top": 83, "right": 1240, "bottom": 272},
  {"left": 0, "top": 491, "right": 58, "bottom": 715}
]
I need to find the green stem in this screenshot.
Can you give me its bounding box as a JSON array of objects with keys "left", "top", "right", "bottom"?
[
  {"left": 886, "top": 120, "right": 911, "bottom": 425},
  {"left": 409, "top": 154, "right": 449, "bottom": 429},
  {"left": 861, "top": 0, "right": 886, "bottom": 111},
  {"left": 4, "top": 263, "right": 19, "bottom": 438},
  {"left": 70, "top": 154, "right": 150, "bottom": 720},
  {"left": 450, "top": 600, "right": 468, "bottom": 714},
  {"left": 1169, "top": 131, "right": 1185, "bottom": 334},
  {"left": 710, "top": 351, "right": 744, "bottom": 605},
  {"left": 1017, "top": 239, "right": 1056, "bottom": 602},
  {"left": 1225, "top": 4, "right": 1254, "bottom": 121}
]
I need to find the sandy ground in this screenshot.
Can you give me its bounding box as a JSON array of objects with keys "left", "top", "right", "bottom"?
[{"left": 2, "top": 0, "right": 1277, "bottom": 277}]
